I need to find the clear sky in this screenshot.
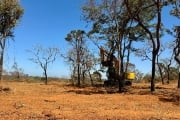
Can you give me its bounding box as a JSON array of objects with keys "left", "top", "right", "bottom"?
[{"left": 3, "top": 0, "right": 180, "bottom": 78}]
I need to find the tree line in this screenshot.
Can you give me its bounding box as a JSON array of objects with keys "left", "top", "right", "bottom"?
[
  {"left": 0, "top": 0, "right": 180, "bottom": 92},
  {"left": 65, "top": 0, "right": 180, "bottom": 92}
]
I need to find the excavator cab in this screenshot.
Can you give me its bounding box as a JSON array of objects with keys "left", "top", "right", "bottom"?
[
  {"left": 125, "top": 63, "right": 135, "bottom": 80},
  {"left": 100, "top": 47, "right": 135, "bottom": 87},
  {"left": 124, "top": 63, "right": 135, "bottom": 86}
]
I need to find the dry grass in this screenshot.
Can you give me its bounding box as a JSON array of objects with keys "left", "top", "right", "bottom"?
[{"left": 0, "top": 80, "right": 180, "bottom": 120}]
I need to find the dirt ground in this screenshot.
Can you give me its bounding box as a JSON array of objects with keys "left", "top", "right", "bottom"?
[{"left": 0, "top": 80, "right": 180, "bottom": 120}]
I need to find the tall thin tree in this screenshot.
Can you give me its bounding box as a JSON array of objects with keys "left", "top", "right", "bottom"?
[
  {"left": 124, "top": 0, "right": 163, "bottom": 92},
  {"left": 65, "top": 30, "right": 86, "bottom": 86},
  {"left": 0, "top": 0, "right": 23, "bottom": 80}
]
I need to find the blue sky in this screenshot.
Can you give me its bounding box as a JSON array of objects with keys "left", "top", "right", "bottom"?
[
  {"left": 5, "top": 0, "right": 86, "bottom": 78},
  {"left": 3, "top": 0, "right": 180, "bottom": 78}
]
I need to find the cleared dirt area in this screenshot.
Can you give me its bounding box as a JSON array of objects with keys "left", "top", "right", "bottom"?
[{"left": 0, "top": 80, "right": 180, "bottom": 120}]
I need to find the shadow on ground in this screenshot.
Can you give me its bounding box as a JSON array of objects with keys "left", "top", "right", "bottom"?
[{"left": 64, "top": 84, "right": 180, "bottom": 105}]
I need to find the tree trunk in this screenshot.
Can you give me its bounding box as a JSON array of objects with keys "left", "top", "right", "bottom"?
[
  {"left": 174, "top": 26, "right": 180, "bottom": 88},
  {"left": 0, "top": 48, "right": 4, "bottom": 81},
  {"left": 0, "top": 38, "right": 5, "bottom": 81},
  {"left": 88, "top": 70, "right": 93, "bottom": 86},
  {"left": 157, "top": 53, "right": 164, "bottom": 84},
  {"left": 167, "top": 68, "right": 170, "bottom": 84},
  {"left": 77, "top": 63, "right": 80, "bottom": 86},
  {"left": 178, "top": 72, "right": 180, "bottom": 89},
  {"left": 71, "top": 66, "right": 76, "bottom": 85},
  {"left": 178, "top": 65, "right": 180, "bottom": 89},
  {"left": 150, "top": 0, "right": 161, "bottom": 92},
  {"left": 44, "top": 69, "right": 48, "bottom": 85},
  {"left": 82, "top": 70, "right": 85, "bottom": 85},
  {"left": 119, "top": 57, "right": 125, "bottom": 92},
  {"left": 151, "top": 53, "right": 156, "bottom": 92},
  {"left": 158, "top": 64, "right": 164, "bottom": 84},
  {"left": 160, "top": 69, "right": 164, "bottom": 84}
]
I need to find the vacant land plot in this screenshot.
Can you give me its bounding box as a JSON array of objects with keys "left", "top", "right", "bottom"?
[{"left": 0, "top": 81, "right": 180, "bottom": 120}]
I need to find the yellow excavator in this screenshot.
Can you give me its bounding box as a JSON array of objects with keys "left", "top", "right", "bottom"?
[{"left": 100, "top": 47, "right": 135, "bottom": 86}]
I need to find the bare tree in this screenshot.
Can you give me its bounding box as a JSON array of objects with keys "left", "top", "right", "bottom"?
[
  {"left": 11, "top": 60, "right": 24, "bottom": 79},
  {"left": 0, "top": 0, "right": 23, "bottom": 80},
  {"left": 27, "top": 45, "right": 59, "bottom": 85},
  {"left": 135, "top": 69, "right": 144, "bottom": 81}
]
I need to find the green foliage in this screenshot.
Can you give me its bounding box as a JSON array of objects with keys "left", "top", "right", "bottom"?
[
  {"left": 65, "top": 30, "right": 85, "bottom": 42},
  {"left": 0, "top": 0, "right": 23, "bottom": 37},
  {"left": 125, "top": 0, "right": 156, "bottom": 21},
  {"left": 65, "top": 30, "right": 86, "bottom": 86},
  {"left": 82, "top": 0, "right": 180, "bottom": 90},
  {"left": 169, "top": 0, "right": 180, "bottom": 18}
]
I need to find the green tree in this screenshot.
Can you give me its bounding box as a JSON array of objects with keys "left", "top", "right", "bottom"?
[
  {"left": 83, "top": 0, "right": 141, "bottom": 92},
  {"left": 65, "top": 30, "right": 86, "bottom": 86},
  {"left": 169, "top": 0, "right": 180, "bottom": 18},
  {"left": 168, "top": 0, "right": 180, "bottom": 88},
  {"left": 0, "top": 0, "right": 23, "bottom": 80},
  {"left": 124, "top": 0, "right": 165, "bottom": 92}
]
